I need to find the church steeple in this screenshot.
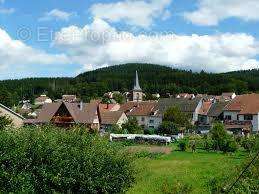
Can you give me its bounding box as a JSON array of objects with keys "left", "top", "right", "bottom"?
[{"left": 133, "top": 71, "right": 142, "bottom": 91}]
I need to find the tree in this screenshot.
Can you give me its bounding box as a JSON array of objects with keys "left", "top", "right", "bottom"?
[
  {"left": 0, "top": 115, "right": 12, "bottom": 129},
  {"left": 0, "top": 126, "right": 136, "bottom": 193},
  {"left": 178, "top": 138, "right": 188, "bottom": 151},
  {"left": 157, "top": 121, "right": 179, "bottom": 135},
  {"left": 0, "top": 86, "right": 12, "bottom": 107},
  {"left": 122, "top": 117, "right": 143, "bottom": 134},
  {"left": 163, "top": 106, "right": 191, "bottom": 130},
  {"left": 113, "top": 93, "right": 125, "bottom": 104},
  {"left": 101, "top": 96, "right": 112, "bottom": 108},
  {"left": 210, "top": 123, "right": 238, "bottom": 152},
  {"left": 210, "top": 123, "right": 227, "bottom": 151},
  {"left": 106, "top": 124, "right": 124, "bottom": 134}
]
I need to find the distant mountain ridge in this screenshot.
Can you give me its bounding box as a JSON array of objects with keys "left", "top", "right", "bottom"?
[{"left": 0, "top": 63, "right": 259, "bottom": 107}]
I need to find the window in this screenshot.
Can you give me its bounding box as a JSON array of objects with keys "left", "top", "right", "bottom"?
[
  {"left": 244, "top": 114, "right": 253, "bottom": 121},
  {"left": 150, "top": 119, "right": 154, "bottom": 124},
  {"left": 141, "top": 117, "right": 145, "bottom": 122},
  {"left": 225, "top": 115, "right": 232, "bottom": 120}
]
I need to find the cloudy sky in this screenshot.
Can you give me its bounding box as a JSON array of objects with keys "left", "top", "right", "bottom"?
[{"left": 0, "top": 0, "right": 259, "bottom": 79}]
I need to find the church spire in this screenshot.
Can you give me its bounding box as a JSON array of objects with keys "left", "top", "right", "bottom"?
[{"left": 133, "top": 70, "right": 142, "bottom": 91}]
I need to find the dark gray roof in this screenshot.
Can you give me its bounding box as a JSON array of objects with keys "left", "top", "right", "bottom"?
[
  {"left": 158, "top": 98, "right": 202, "bottom": 114},
  {"left": 207, "top": 102, "right": 228, "bottom": 117}
]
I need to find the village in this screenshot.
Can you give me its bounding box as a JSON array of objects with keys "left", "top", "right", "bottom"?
[{"left": 1, "top": 71, "right": 258, "bottom": 140}]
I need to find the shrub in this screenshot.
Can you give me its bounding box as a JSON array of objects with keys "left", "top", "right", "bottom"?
[
  {"left": 0, "top": 115, "right": 12, "bottom": 130},
  {"left": 221, "top": 136, "right": 238, "bottom": 153},
  {"left": 209, "top": 123, "right": 238, "bottom": 153},
  {"left": 0, "top": 126, "right": 136, "bottom": 193},
  {"left": 157, "top": 121, "right": 179, "bottom": 135},
  {"left": 203, "top": 135, "right": 214, "bottom": 151},
  {"left": 144, "top": 127, "right": 156, "bottom": 135},
  {"left": 241, "top": 136, "right": 257, "bottom": 153},
  {"left": 178, "top": 138, "right": 188, "bottom": 151},
  {"left": 122, "top": 117, "right": 143, "bottom": 134},
  {"left": 106, "top": 124, "right": 124, "bottom": 134}
]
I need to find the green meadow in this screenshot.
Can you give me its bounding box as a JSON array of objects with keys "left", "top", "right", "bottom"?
[{"left": 127, "top": 147, "right": 247, "bottom": 194}]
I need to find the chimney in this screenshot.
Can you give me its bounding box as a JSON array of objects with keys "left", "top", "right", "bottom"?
[{"left": 80, "top": 101, "right": 83, "bottom": 111}]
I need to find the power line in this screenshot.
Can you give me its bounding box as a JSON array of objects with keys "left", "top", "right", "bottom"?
[{"left": 224, "top": 150, "right": 259, "bottom": 193}]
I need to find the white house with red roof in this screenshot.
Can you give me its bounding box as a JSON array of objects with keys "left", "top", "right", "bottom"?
[
  {"left": 223, "top": 94, "right": 259, "bottom": 133},
  {"left": 119, "top": 101, "right": 162, "bottom": 129}
]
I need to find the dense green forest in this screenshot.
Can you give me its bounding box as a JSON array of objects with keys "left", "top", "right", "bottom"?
[{"left": 0, "top": 63, "right": 259, "bottom": 107}]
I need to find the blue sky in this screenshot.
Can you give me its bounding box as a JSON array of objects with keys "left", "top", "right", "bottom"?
[{"left": 0, "top": 0, "right": 259, "bottom": 80}]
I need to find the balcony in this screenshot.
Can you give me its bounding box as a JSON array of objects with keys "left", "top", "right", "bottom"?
[{"left": 52, "top": 116, "right": 74, "bottom": 124}]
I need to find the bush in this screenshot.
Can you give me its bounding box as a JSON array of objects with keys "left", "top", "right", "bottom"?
[
  {"left": 106, "top": 124, "right": 124, "bottom": 134},
  {"left": 203, "top": 135, "right": 214, "bottom": 151},
  {"left": 0, "top": 115, "right": 12, "bottom": 130},
  {"left": 221, "top": 136, "right": 238, "bottom": 153},
  {"left": 157, "top": 121, "right": 179, "bottom": 135},
  {"left": 144, "top": 127, "right": 156, "bottom": 135},
  {"left": 0, "top": 126, "right": 136, "bottom": 193},
  {"left": 122, "top": 117, "right": 143, "bottom": 134},
  {"left": 241, "top": 136, "right": 258, "bottom": 153},
  {"left": 209, "top": 123, "right": 238, "bottom": 153},
  {"left": 178, "top": 138, "right": 188, "bottom": 151}
]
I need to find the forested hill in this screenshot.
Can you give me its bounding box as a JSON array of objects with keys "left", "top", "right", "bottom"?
[
  {"left": 76, "top": 63, "right": 259, "bottom": 94},
  {"left": 1, "top": 63, "right": 259, "bottom": 107}
]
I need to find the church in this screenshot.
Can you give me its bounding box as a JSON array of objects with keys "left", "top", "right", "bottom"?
[{"left": 126, "top": 71, "right": 144, "bottom": 102}]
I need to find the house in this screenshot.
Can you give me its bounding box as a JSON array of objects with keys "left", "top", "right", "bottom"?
[
  {"left": 197, "top": 101, "right": 213, "bottom": 125},
  {"left": 35, "top": 95, "right": 52, "bottom": 105},
  {"left": 120, "top": 101, "right": 162, "bottom": 129},
  {"left": 0, "top": 103, "right": 24, "bottom": 128},
  {"left": 99, "top": 103, "right": 120, "bottom": 112},
  {"left": 221, "top": 92, "right": 236, "bottom": 101},
  {"left": 125, "top": 71, "right": 145, "bottom": 102},
  {"left": 62, "top": 95, "right": 78, "bottom": 103},
  {"left": 99, "top": 111, "right": 128, "bottom": 131},
  {"left": 207, "top": 101, "right": 228, "bottom": 122},
  {"left": 24, "top": 101, "right": 100, "bottom": 130},
  {"left": 152, "top": 93, "right": 160, "bottom": 99},
  {"left": 223, "top": 94, "right": 259, "bottom": 134},
  {"left": 104, "top": 91, "right": 121, "bottom": 99},
  {"left": 158, "top": 97, "right": 203, "bottom": 124},
  {"left": 176, "top": 93, "right": 195, "bottom": 99}
]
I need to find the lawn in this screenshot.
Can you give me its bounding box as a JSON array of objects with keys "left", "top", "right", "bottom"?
[{"left": 126, "top": 146, "right": 247, "bottom": 194}]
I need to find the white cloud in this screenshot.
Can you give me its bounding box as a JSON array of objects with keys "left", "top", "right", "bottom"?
[
  {"left": 90, "top": 0, "right": 172, "bottom": 28},
  {"left": 53, "top": 18, "right": 259, "bottom": 73},
  {"left": 0, "top": 28, "right": 71, "bottom": 78},
  {"left": 0, "top": 7, "right": 14, "bottom": 14},
  {"left": 39, "top": 9, "right": 75, "bottom": 22},
  {"left": 184, "top": 0, "right": 259, "bottom": 26}
]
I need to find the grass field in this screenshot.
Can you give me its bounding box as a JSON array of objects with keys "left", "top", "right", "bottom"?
[{"left": 126, "top": 146, "right": 247, "bottom": 194}]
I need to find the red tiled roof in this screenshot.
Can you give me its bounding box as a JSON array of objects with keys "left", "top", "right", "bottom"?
[
  {"left": 198, "top": 101, "right": 212, "bottom": 115},
  {"left": 224, "top": 94, "right": 259, "bottom": 114},
  {"left": 119, "top": 101, "right": 158, "bottom": 116},
  {"left": 99, "top": 104, "right": 118, "bottom": 112}
]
